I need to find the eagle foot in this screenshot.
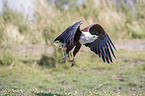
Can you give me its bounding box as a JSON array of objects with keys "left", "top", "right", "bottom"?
[
  {"left": 71, "top": 63, "right": 74, "bottom": 67},
  {"left": 62, "top": 54, "right": 67, "bottom": 63},
  {"left": 70, "top": 57, "right": 75, "bottom": 67}
]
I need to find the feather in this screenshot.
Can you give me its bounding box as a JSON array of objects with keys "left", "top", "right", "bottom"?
[
  {"left": 83, "top": 23, "right": 116, "bottom": 63},
  {"left": 105, "top": 45, "right": 112, "bottom": 63},
  {"left": 54, "top": 21, "right": 82, "bottom": 48},
  {"left": 106, "top": 41, "right": 116, "bottom": 59},
  {"left": 105, "top": 56, "right": 110, "bottom": 63},
  {"left": 101, "top": 53, "right": 105, "bottom": 62},
  {"left": 107, "top": 35, "right": 117, "bottom": 52}
]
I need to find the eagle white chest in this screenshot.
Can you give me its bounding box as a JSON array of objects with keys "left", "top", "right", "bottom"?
[{"left": 79, "top": 31, "right": 96, "bottom": 45}]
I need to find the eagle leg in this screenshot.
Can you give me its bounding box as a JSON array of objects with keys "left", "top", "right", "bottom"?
[
  {"left": 62, "top": 44, "right": 74, "bottom": 63},
  {"left": 70, "top": 44, "right": 81, "bottom": 67}
]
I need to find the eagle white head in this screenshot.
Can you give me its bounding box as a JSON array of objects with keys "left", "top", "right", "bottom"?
[{"left": 79, "top": 31, "right": 98, "bottom": 45}]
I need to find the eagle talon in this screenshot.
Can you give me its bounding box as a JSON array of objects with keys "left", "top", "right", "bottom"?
[
  {"left": 71, "top": 63, "right": 74, "bottom": 67},
  {"left": 70, "top": 57, "right": 75, "bottom": 67},
  {"left": 69, "top": 60, "right": 73, "bottom": 62},
  {"left": 62, "top": 54, "right": 67, "bottom": 63},
  {"left": 62, "top": 58, "right": 66, "bottom": 63}
]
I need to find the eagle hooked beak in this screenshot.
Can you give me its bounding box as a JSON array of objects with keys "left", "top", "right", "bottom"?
[{"left": 93, "top": 36, "right": 98, "bottom": 39}]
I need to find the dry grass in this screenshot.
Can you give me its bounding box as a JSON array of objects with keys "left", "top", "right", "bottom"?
[
  {"left": 0, "top": 0, "right": 144, "bottom": 46},
  {"left": 0, "top": 0, "right": 144, "bottom": 67}
]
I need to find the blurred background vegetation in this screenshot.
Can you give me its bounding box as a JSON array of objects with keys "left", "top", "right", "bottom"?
[{"left": 0, "top": 0, "right": 145, "bottom": 95}]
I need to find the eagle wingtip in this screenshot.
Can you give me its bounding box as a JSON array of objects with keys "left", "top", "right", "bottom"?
[{"left": 78, "top": 21, "right": 83, "bottom": 24}]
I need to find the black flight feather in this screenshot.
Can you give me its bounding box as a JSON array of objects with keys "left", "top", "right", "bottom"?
[
  {"left": 54, "top": 21, "right": 82, "bottom": 47},
  {"left": 84, "top": 24, "right": 116, "bottom": 63}
]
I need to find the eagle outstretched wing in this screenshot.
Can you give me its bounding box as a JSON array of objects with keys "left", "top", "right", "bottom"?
[
  {"left": 54, "top": 21, "right": 82, "bottom": 48},
  {"left": 82, "top": 23, "right": 117, "bottom": 63}
]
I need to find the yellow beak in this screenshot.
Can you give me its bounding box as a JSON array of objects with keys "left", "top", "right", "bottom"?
[{"left": 93, "top": 36, "right": 98, "bottom": 39}]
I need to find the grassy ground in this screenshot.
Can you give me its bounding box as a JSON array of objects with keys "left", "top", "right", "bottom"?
[
  {"left": 0, "top": 0, "right": 145, "bottom": 95},
  {"left": 0, "top": 49, "right": 144, "bottom": 95}
]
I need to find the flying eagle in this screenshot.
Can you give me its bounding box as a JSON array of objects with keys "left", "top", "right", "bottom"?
[{"left": 54, "top": 21, "right": 117, "bottom": 67}]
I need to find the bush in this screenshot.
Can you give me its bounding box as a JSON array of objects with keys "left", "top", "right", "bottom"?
[{"left": 0, "top": 52, "right": 15, "bottom": 66}]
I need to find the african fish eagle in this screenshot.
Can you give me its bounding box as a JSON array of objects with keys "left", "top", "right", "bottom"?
[{"left": 54, "top": 21, "right": 117, "bottom": 67}]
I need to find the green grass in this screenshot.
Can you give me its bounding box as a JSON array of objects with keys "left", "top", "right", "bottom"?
[{"left": 0, "top": 50, "right": 144, "bottom": 95}]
